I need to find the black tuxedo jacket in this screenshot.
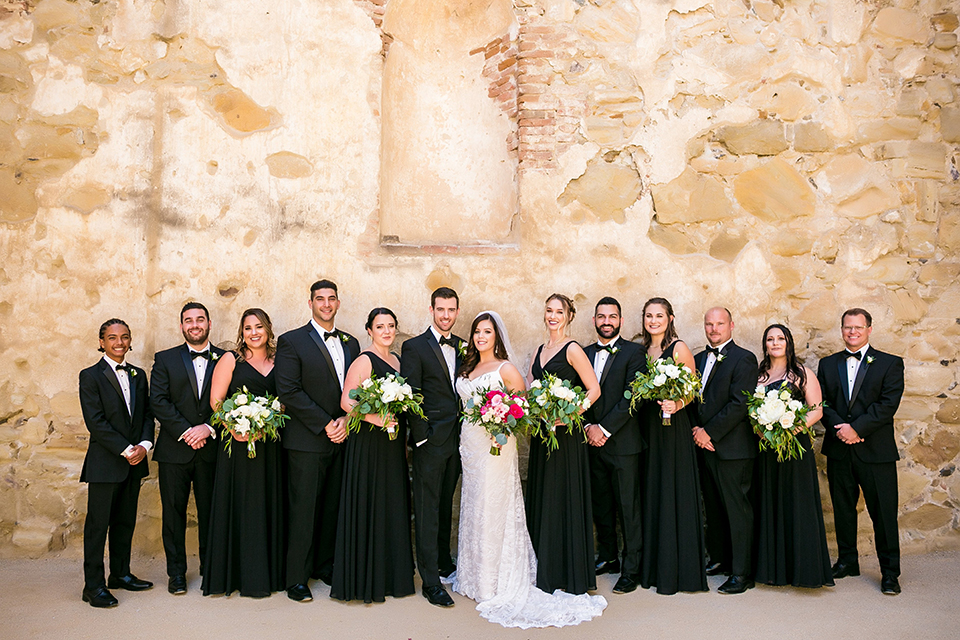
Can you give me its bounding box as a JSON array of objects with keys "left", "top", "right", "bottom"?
[
  {"left": 694, "top": 341, "right": 758, "bottom": 460},
  {"left": 817, "top": 347, "right": 904, "bottom": 464},
  {"left": 400, "top": 329, "right": 464, "bottom": 455},
  {"left": 79, "top": 359, "right": 154, "bottom": 483},
  {"left": 275, "top": 323, "right": 360, "bottom": 454},
  {"left": 583, "top": 339, "right": 646, "bottom": 456},
  {"left": 150, "top": 343, "right": 226, "bottom": 465}
]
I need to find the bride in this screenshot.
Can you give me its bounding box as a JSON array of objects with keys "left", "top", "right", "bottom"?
[{"left": 449, "top": 311, "right": 606, "bottom": 628}]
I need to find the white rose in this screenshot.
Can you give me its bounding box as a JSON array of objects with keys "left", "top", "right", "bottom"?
[
  {"left": 581, "top": 397, "right": 592, "bottom": 410},
  {"left": 531, "top": 380, "right": 541, "bottom": 389},
  {"left": 787, "top": 400, "right": 803, "bottom": 412},
  {"left": 664, "top": 364, "right": 681, "bottom": 379},
  {"left": 235, "top": 394, "right": 248, "bottom": 406},
  {"left": 779, "top": 412, "right": 795, "bottom": 429},
  {"left": 235, "top": 417, "right": 251, "bottom": 434},
  {"left": 272, "top": 399, "right": 282, "bottom": 411},
  {"left": 400, "top": 383, "right": 413, "bottom": 398},
  {"left": 361, "top": 378, "right": 374, "bottom": 390},
  {"left": 757, "top": 398, "right": 785, "bottom": 426},
  {"left": 653, "top": 373, "right": 668, "bottom": 387},
  {"left": 755, "top": 385, "right": 766, "bottom": 396},
  {"left": 779, "top": 390, "right": 791, "bottom": 401},
  {"left": 536, "top": 394, "right": 548, "bottom": 406}
]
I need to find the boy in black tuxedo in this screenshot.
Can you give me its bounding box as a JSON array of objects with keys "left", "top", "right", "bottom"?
[
  {"left": 150, "top": 302, "right": 225, "bottom": 594},
  {"left": 818, "top": 308, "right": 904, "bottom": 595},
  {"left": 78, "top": 319, "right": 155, "bottom": 607},
  {"left": 401, "top": 287, "right": 464, "bottom": 608}
]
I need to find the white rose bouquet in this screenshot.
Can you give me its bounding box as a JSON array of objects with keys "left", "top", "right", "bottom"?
[
  {"left": 464, "top": 387, "right": 531, "bottom": 456},
  {"left": 746, "top": 382, "right": 818, "bottom": 461},
  {"left": 346, "top": 372, "right": 426, "bottom": 440},
  {"left": 627, "top": 355, "right": 702, "bottom": 425},
  {"left": 525, "top": 373, "right": 591, "bottom": 452},
  {"left": 211, "top": 386, "right": 288, "bottom": 458}
]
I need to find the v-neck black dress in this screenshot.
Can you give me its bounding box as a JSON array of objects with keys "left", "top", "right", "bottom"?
[{"left": 525, "top": 341, "right": 596, "bottom": 595}]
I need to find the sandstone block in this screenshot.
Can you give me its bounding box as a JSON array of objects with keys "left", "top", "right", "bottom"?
[
  {"left": 936, "top": 399, "right": 960, "bottom": 425},
  {"left": 877, "top": 141, "right": 946, "bottom": 179},
  {"left": 19, "top": 417, "right": 49, "bottom": 446},
  {"left": 931, "top": 12, "right": 960, "bottom": 32},
  {"left": 926, "top": 77, "right": 955, "bottom": 104},
  {"left": 649, "top": 167, "right": 732, "bottom": 225},
  {"left": 716, "top": 120, "right": 787, "bottom": 156},
  {"left": 59, "top": 184, "right": 112, "bottom": 215},
  {"left": 265, "top": 152, "right": 314, "bottom": 179},
  {"left": 11, "top": 518, "right": 56, "bottom": 558},
  {"left": 939, "top": 208, "right": 960, "bottom": 253},
  {"left": 909, "top": 430, "right": 960, "bottom": 470},
  {"left": 734, "top": 157, "right": 815, "bottom": 222},
  {"left": 888, "top": 289, "right": 928, "bottom": 324},
  {"left": 794, "top": 292, "right": 841, "bottom": 330},
  {"left": 905, "top": 223, "right": 937, "bottom": 258},
  {"left": 769, "top": 230, "right": 814, "bottom": 257},
  {"left": 896, "top": 397, "right": 934, "bottom": 422},
  {"left": 905, "top": 364, "right": 956, "bottom": 396},
  {"left": 940, "top": 108, "right": 960, "bottom": 143},
  {"left": 898, "top": 468, "right": 930, "bottom": 505},
  {"left": 647, "top": 221, "right": 699, "bottom": 255},
  {"left": 866, "top": 256, "right": 917, "bottom": 286},
  {"left": 934, "top": 32, "right": 958, "bottom": 50},
  {"left": 899, "top": 503, "right": 954, "bottom": 531},
  {"left": 856, "top": 118, "right": 922, "bottom": 144},
  {"left": 915, "top": 180, "right": 939, "bottom": 222},
  {"left": 559, "top": 159, "right": 643, "bottom": 224},
  {"left": 794, "top": 122, "right": 832, "bottom": 153},
  {"left": 872, "top": 8, "right": 929, "bottom": 45},
  {"left": 709, "top": 231, "right": 748, "bottom": 263}
]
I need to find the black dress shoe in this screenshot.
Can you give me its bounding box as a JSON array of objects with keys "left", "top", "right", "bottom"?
[
  {"left": 880, "top": 576, "right": 901, "bottom": 595},
  {"left": 107, "top": 574, "right": 153, "bottom": 591},
  {"left": 438, "top": 564, "right": 457, "bottom": 579},
  {"left": 82, "top": 586, "right": 118, "bottom": 608},
  {"left": 612, "top": 574, "right": 639, "bottom": 594},
  {"left": 831, "top": 561, "right": 861, "bottom": 579},
  {"left": 168, "top": 575, "right": 187, "bottom": 595},
  {"left": 286, "top": 583, "right": 313, "bottom": 602},
  {"left": 718, "top": 575, "right": 755, "bottom": 594},
  {"left": 595, "top": 559, "right": 621, "bottom": 575},
  {"left": 422, "top": 585, "right": 454, "bottom": 607},
  {"left": 705, "top": 561, "right": 729, "bottom": 576}
]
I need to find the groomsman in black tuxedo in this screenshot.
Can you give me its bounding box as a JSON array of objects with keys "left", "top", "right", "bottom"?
[
  {"left": 692, "top": 307, "right": 758, "bottom": 595},
  {"left": 78, "top": 319, "right": 155, "bottom": 608},
  {"left": 818, "top": 308, "right": 905, "bottom": 595},
  {"left": 150, "top": 302, "right": 225, "bottom": 595},
  {"left": 275, "top": 280, "right": 360, "bottom": 602},
  {"left": 401, "top": 287, "right": 464, "bottom": 608},
  {"left": 583, "top": 297, "right": 646, "bottom": 595}
]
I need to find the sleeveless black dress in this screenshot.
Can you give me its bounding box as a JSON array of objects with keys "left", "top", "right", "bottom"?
[
  {"left": 331, "top": 352, "right": 415, "bottom": 602},
  {"left": 202, "top": 358, "right": 285, "bottom": 597},
  {"left": 639, "top": 341, "right": 707, "bottom": 595},
  {"left": 755, "top": 380, "right": 834, "bottom": 588},
  {"left": 525, "top": 341, "right": 596, "bottom": 595}
]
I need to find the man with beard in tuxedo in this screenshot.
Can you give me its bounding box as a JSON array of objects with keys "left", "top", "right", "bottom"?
[
  {"left": 401, "top": 287, "right": 464, "bottom": 608},
  {"left": 79, "top": 319, "right": 155, "bottom": 608},
  {"left": 818, "top": 308, "right": 904, "bottom": 595},
  {"left": 692, "top": 307, "right": 758, "bottom": 595},
  {"left": 275, "top": 280, "right": 361, "bottom": 602},
  {"left": 582, "top": 297, "right": 646, "bottom": 595},
  {"left": 151, "top": 302, "right": 225, "bottom": 595}
]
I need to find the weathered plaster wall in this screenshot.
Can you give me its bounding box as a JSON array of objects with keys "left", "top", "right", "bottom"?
[{"left": 1, "top": 0, "right": 957, "bottom": 558}]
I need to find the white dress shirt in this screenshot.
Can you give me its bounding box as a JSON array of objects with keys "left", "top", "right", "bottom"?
[
  {"left": 187, "top": 345, "right": 217, "bottom": 438},
  {"left": 430, "top": 326, "right": 456, "bottom": 386},
  {"left": 845, "top": 344, "right": 869, "bottom": 401},
  {"left": 591, "top": 336, "right": 621, "bottom": 438},
  {"left": 701, "top": 338, "right": 732, "bottom": 387},
  {"left": 102, "top": 356, "right": 152, "bottom": 458},
  {"left": 312, "top": 319, "right": 346, "bottom": 389}
]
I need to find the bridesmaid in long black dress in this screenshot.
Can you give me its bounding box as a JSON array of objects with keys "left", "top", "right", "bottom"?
[
  {"left": 203, "top": 308, "right": 285, "bottom": 598},
  {"left": 525, "top": 294, "right": 601, "bottom": 595},
  {"left": 331, "top": 307, "right": 415, "bottom": 603},
  {"left": 754, "top": 324, "right": 834, "bottom": 588},
  {"left": 638, "top": 297, "right": 707, "bottom": 595}
]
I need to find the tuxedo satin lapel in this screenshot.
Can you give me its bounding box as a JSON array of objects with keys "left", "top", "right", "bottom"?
[
  {"left": 849, "top": 349, "right": 872, "bottom": 408},
  {"left": 427, "top": 333, "right": 454, "bottom": 392},
  {"left": 837, "top": 356, "right": 850, "bottom": 408},
  {"left": 179, "top": 346, "right": 201, "bottom": 405},
  {"left": 308, "top": 325, "right": 338, "bottom": 381},
  {"left": 128, "top": 373, "right": 137, "bottom": 417},
  {"left": 341, "top": 335, "right": 355, "bottom": 373},
  {"left": 599, "top": 348, "right": 618, "bottom": 387}
]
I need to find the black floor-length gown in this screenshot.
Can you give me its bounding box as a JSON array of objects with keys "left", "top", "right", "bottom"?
[
  {"left": 639, "top": 341, "right": 708, "bottom": 595},
  {"left": 525, "top": 341, "right": 596, "bottom": 595},
  {"left": 755, "top": 380, "right": 834, "bottom": 588},
  {"left": 331, "top": 352, "right": 415, "bottom": 602},
  {"left": 202, "top": 358, "right": 285, "bottom": 597}
]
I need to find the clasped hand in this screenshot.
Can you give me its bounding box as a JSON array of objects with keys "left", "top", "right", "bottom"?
[
  {"left": 835, "top": 423, "right": 863, "bottom": 445},
  {"left": 325, "top": 416, "right": 348, "bottom": 444}
]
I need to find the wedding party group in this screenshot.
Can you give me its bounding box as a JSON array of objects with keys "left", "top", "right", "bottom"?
[{"left": 77, "top": 280, "right": 905, "bottom": 629}]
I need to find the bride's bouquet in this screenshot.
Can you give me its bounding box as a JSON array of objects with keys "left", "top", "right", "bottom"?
[
  {"left": 346, "top": 372, "right": 426, "bottom": 440},
  {"left": 464, "top": 388, "right": 531, "bottom": 456},
  {"left": 212, "top": 386, "right": 288, "bottom": 458},
  {"left": 746, "top": 382, "right": 818, "bottom": 461},
  {"left": 525, "top": 373, "right": 591, "bottom": 452},
  {"left": 627, "top": 356, "right": 701, "bottom": 425}
]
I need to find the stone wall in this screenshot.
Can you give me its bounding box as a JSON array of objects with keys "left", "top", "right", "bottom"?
[{"left": 1, "top": 0, "right": 957, "bottom": 558}]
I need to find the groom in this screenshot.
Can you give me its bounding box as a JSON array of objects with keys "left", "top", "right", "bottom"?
[
  {"left": 583, "top": 297, "right": 646, "bottom": 595},
  {"left": 818, "top": 308, "right": 904, "bottom": 595},
  {"left": 401, "top": 287, "right": 464, "bottom": 608},
  {"left": 275, "top": 280, "right": 360, "bottom": 602}
]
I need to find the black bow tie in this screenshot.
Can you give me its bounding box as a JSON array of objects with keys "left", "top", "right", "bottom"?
[
  {"left": 323, "top": 331, "right": 338, "bottom": 341},
  {"left": 845, "top": 350, "right": 862, "bottom": 361},
  {"left": 116, "top": 364, "right": 133, "bottom": 373},
  {"left": 597, "top": 344, "right": 614, "bottom": 353},
  {"left": 439, "top": 336, "right": 456, "bottom": 348},
  {"left": 706, "top": 346, "right": 721, "bottom": 356},
  {"left": 190, "top": 350, "right": 212, "bottom": 360}
]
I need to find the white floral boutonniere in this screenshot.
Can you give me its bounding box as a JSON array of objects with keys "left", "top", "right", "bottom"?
[
  {"left": 130, "top": 369, "right": 138, "bottom": 377},
  {"left": 210, "top": 352, "right": 219, "bottom": 361},
  {"left": 866, "top": 355, "right": 874, "bottom": 364},
  {"left": 340, "top": 332, "right": 350, "bottom": 344},
  {"left": 611, "top": 346, "right": 620, "bottom": 355},
  {"left": 457, "top": 341, "right": 467, "bottom": 358},
  {"left": 717, "top": 354, "right": 726, "bottom": 363}
]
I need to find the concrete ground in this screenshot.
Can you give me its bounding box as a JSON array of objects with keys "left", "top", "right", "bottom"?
[{"left": 2, "top": 551, "right": 958, "bottom": 640}]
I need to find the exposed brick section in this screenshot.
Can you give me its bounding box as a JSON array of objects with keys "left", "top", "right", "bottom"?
[
  {"left": 472, "top": 32, "right": 520, "bottom": 157},
  {"left": 353, "top": 0, "right": 393, "bottom": 56}
]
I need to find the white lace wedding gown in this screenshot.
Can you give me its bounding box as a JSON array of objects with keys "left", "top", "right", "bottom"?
[{"left": 449, "top": 364, "right": 607, "bottom": 628}]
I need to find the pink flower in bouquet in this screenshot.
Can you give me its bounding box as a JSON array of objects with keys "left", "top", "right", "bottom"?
[
  {"left": 508, "top": 403, "right": 524, "bottom": 419},
  {"left": 486, "top": 389, "right": 506, "bottom": 400}
]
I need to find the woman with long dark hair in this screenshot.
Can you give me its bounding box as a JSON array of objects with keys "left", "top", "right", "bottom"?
[
  {"left": 754, "top": 324, "right": 833, "bottom": 588},
  {"left": 203, "top": 308, "right": 285, "bottom": 598},
  {"left": 331, "top": 307, "right": 416, "bottom": 603},
  {"left": 638, "top": 297, "right": 707, "bottom": 595}
]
